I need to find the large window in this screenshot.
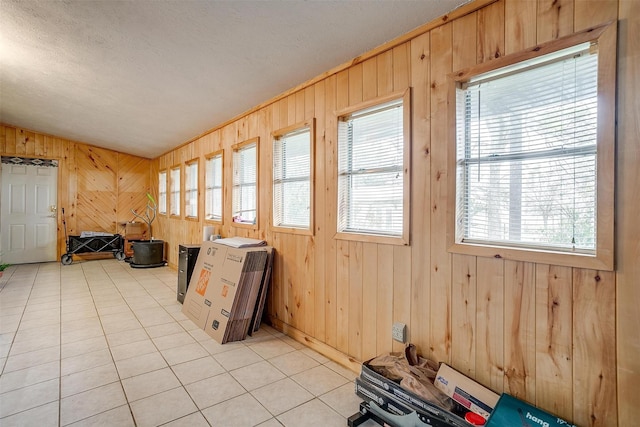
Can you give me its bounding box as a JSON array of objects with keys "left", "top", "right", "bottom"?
[
  {"left": 336, "top": 90, "right": 410, "bottom": 244},
  {"left": 170, "top": 165, "right": 181, "bottom": 217},
  {"left": 158, "top": 170, "right": 167, "bottom": 215},
  {"left": 273, "top": 120, "right": 314, "bottom": 231},
  {"left": 205, "top": 152, "right": 223, "bottom": 222},
  {"left": 185, "top": 159, "right": 198, "bottom": 219},
  {"left": 232, "top": 138, "right": 258, "bottom": 226},
  {"left": 449, "top": 24, "right": 615, "bottom": 270}
]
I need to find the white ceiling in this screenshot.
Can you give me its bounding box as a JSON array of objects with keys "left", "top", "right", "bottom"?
[{"left": 0, "top": 0, "right": 469, "bottom": 159}]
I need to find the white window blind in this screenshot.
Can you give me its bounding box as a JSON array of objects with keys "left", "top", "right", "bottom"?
[
  {"left": 338, "top": 98, "right": 404, "bottom": 236},
  {"left": 455, "top": 42, "right": 598, "bottom": 253},
  {"left": 185, "top": 161, "right": 198, "bottom": 218},
  {"left": 170, "top": 166, "right": 180, "bottom": 216},
  {"left": 205, "top": 154, "right": 223, "bottom": 221},
  {"left": 233, "top": 142, "right": 257, "bottom": 224},
  {"left": 158, "top": 171, "right": 167, "bottom": 215},
  {"left": 273, "top": 126, "right": 311, "bottom": 229}
]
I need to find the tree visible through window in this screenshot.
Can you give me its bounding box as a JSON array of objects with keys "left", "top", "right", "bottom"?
[{"left": 455, "top": 42, "right": 598, "bottom": 253}]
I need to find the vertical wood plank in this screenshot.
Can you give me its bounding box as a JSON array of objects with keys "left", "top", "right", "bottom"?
[
  {"left": 429, "top": 22, "right": 453, "bottom": 363},
  {"left": 324, "top": 74, "right": 338, "bottom": 349},
  {"left": 476, "top": 257, "right": 505, "bottom": 393},
  {"left": 336, "top": 240, "right": 350, "bottom": 353},
  {"left": 256, "top": 108, "right": 270, "bottom": 241},
  {"left": 295, "top": 91, "right": 305, "bottom": 123},
  {"left": 362, "top": 242, "right": 378, "bottom": 360},
  {"left": 393, "top": 245, "right": 411, "bottom": 353},
  {"left": 574, "top": 0, "right": 617, "bottom": 31},
  {"left": 335, "top": 69, "right": 350, "bottom": 353},
  {"left": 300, "top": 234, "right": 314, "bottom": 335},
  {"left": 269, "top": 106, "right": 284, "bottom": 322},
  {"left": 393, "top": 42, "right": 411, "bottom": 91},
  {"left": 313, "top": 80, "right": 327, "bottom": 342},
  {"left": 24, "top": 130, "right": 36, "bottom": 156},
  {"left": 450, "top": 15, "right": 479, "bottom": 377},
  {"left": 616, "top": 2, "right": 640, "bottom": 425},
  {"left": 535, "top": 264, "right": 573, "bottom": 420},
  {"left": 477, "top": 0, "right": 506, "bottom": 63},
  {"left": 504, "top": 260, "right": 536, "bottom": 402},
  {"left": 377, "top": 245, "right": 394, "bottom": 354},
  {"left": 573, "top": 269, "right": 617, "bottom": 427},
  {"left": 504, "top": 0, "right": 538, "bottom": 54},
  {"left": 0, "top": 125, "right": 6, "bottom": 153},
  {"left": 453, "top": 12, "right": 478, "bottom": 71},
  {"left": 377, "top": 50, "right": 394, "bottom": 97},
  {"left": 409, "top": 31, "right": 431, "bottom": 357},
  {"left": 362, "top": 58, "right": 378, "bottom": 101},
  {"left": 5, "top": 126, "right": 16, "bottom": 154},
  {"left": 34, "top": 133, "right": 45, "bottom": 157},
  {"left": 348, "top": 63, "right": 363, "bottom": 106},
  {"left": 537, "top": 0, "right": 575, "bottom": 43},
  {"left": 286, "top": 94, "right": 296, "bottom": 128},
  {"left": 304, "top": 85, "right": 315, "bottom": 121},
  {"left": 15, "top": 128, "right": 26, "bottom": 155},
  {"left": 348, "top": 241, "right": 363, "bottom": 360},
  {"left": 451, "top": 254, "right": 477, "bottom": 377}
]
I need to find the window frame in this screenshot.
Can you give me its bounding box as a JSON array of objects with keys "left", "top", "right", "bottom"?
[
  {"left": 184, "top": 158, "right": 199, "bottom": 220},
  {"left": 169, "top": 164, "right": 181, "bottom": 218},
  {"left": 204, "top": 150, "right": 224, "bottom": 223},
  {"left": 334, "top": 89, "right": 411, "bottom": 246},
  {"left": 158, "top": 170, "right": 167, "bottom": 215},
  {"left": 447, "top": 22, "right": 616, "bottom": 270},
  {"left": 271, "top": 119, "right": 315, "bottom": 236},
  {"left": 231, "top": 137, "right": 259, "bottom": 230}
]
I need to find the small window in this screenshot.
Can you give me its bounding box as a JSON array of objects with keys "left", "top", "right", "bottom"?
[
  {"left": 205, "top": 152, "right": 223, "bottom": 222},
  {"left": 273, "top": 120, "right": 314, "bottom": 232},
  {"left": 336, "top": 90, "right": 410, "bottom": 244},
  {"left": 449, "top": 23, "right": 615, "bottom": 270},
  {"left": 185, "top": 160, "right": 198, "bottom": 219},
  {"left": 232, "top": 138, "right": 258, "bottom": 226},
  {"left": 170, "top": 165, "right": 181, "bottom": 217},
  {"left": 158, "top": 170, "right": 167, "bottom": 215}
]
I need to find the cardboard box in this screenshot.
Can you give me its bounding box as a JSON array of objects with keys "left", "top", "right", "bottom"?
[
  {"left": 485, "top": 394, "right": 577, "bottom": 427},
  {"left": 204, "top": 247, "right": 269, "bottom": 343},
  {"left": 181, "top": 241, "right": 270, "bottom": 344},
  {"left": 181, "top": 242, "right": 226, "bottom": 329},
  {"left": 125, "top": 222, "right": 146, "bottom": 237},
  {"left": 434, "top": 363, "right": 499, "bottom": 420}
]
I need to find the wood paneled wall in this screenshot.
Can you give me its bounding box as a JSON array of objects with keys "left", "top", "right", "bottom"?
[
  {"left": 106, "top": 0, "right": 639, "bottom": 425},
  {"left": 0, "top": 125, "right": 151, "bottom": 257}
]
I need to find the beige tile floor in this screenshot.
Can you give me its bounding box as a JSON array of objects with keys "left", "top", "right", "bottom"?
[{"left": 0, "top": 259, "right": 377, "bottom": 426}]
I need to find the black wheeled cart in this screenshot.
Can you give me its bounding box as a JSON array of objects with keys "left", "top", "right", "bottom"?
[{"left": 60, "top": 208, "right": 125, "bottom": 265}]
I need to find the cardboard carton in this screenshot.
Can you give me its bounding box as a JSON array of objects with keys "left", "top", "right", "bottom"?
[
  {"left": 181, "top": 242, "right": 225, "bottom": 329},
  {"left": 181, "top": 241, "right": 271, "bottom": 344},
  {"left": 204, "top": 248, "right": 269, "bottom": 343},
  {"left": 434, "top": 363, "right": 499, "bottom": 419}
]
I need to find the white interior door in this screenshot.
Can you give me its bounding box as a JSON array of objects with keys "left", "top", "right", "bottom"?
[{"left": 1, "top": 160, "right": 58, "bottom": 264}]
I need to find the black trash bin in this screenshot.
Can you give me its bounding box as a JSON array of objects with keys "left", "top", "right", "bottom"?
[{"left": 130, "top": 240, "right": 165, "bottom": 268}]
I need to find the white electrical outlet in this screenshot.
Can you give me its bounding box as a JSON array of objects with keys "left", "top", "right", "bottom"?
[{"left": 392, "top": 322, "right": 406, "bottom": 343}]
